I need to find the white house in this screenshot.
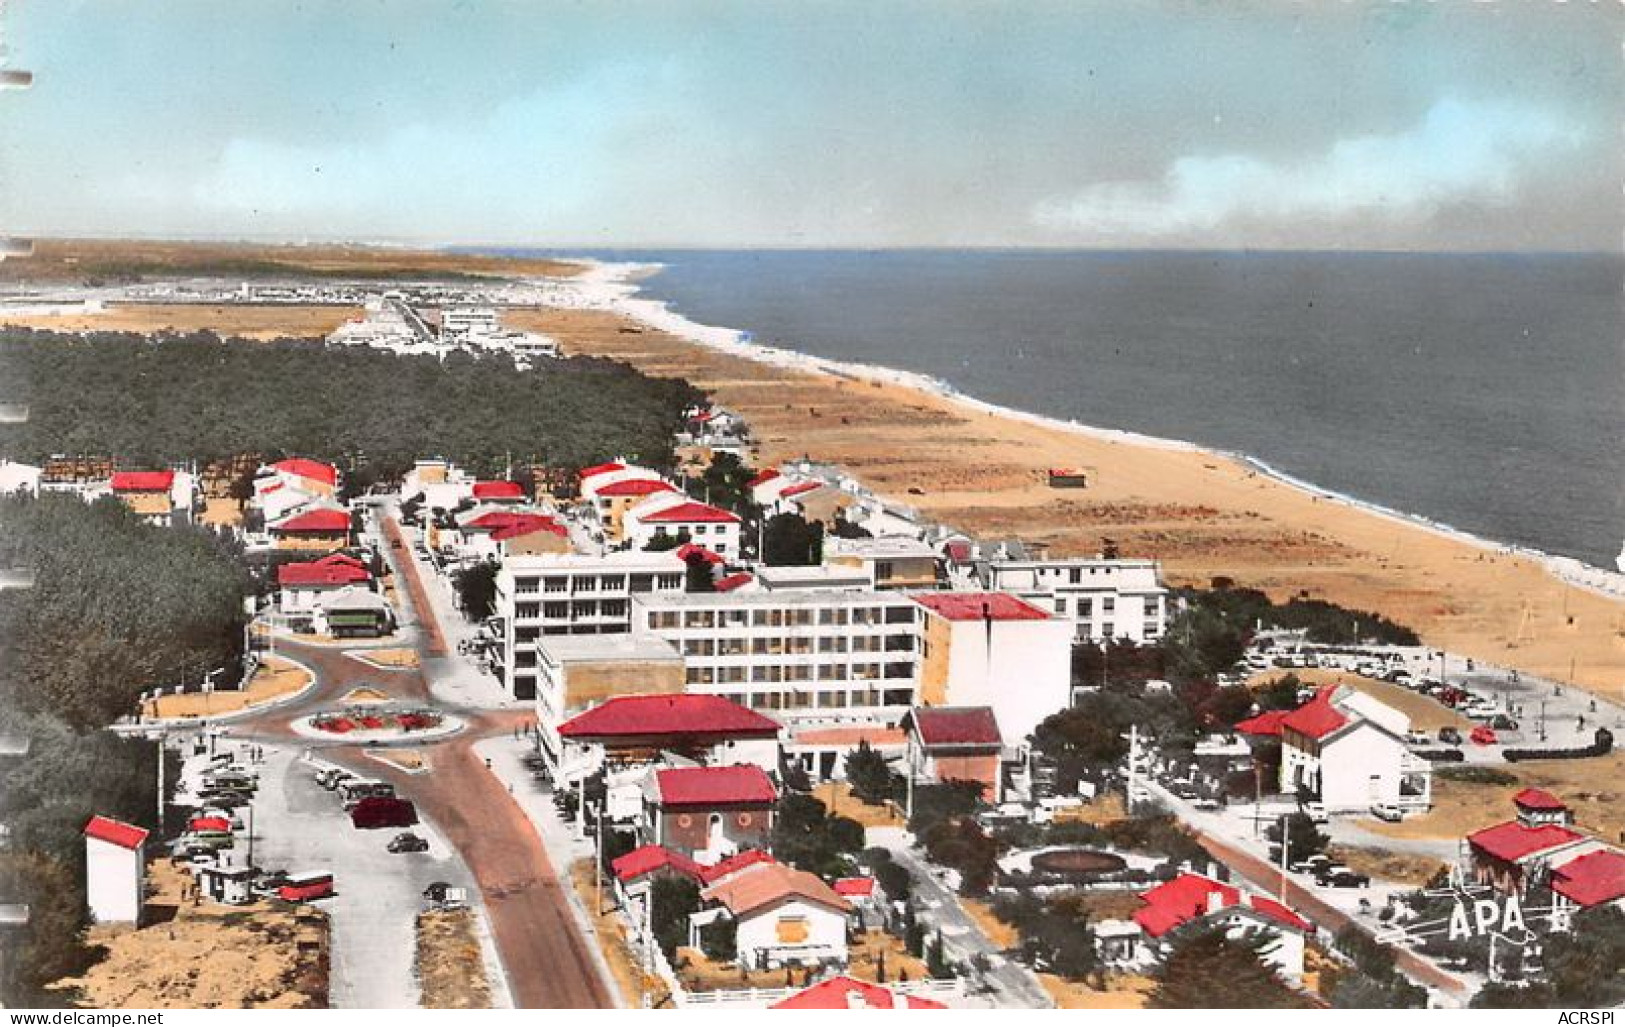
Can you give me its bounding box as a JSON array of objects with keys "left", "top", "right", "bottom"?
[
  {"left": 977, "top": 556, "right": 1168, "bottom": 644},
  {"left": 1275, "top": 685, "right": 1432, "bottom": 814},
  {"left": 401, "top": 459, "right": 477, "bottom": 513},
  {"left": 694, "top": 860, "right": 854, "bottom": 971},
  {"left": 1126, "top": 872, "right": 1310, "bottom": 981},
  {"left": 622, "top": 494, "right": 742, "bottom": 557},
  {"left": 275, "top": 553, "right": 373, "bottom": 615},
  {"left": 84, "top": 815, "right": 148, "bottom": 924},
  {"left": 907, "top": 592, "right": 1074, "bottom": 744}
]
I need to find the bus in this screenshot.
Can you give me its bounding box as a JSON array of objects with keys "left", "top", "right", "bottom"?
[{"left": 277, "top": 871, "right": 335, "bottom": 902}]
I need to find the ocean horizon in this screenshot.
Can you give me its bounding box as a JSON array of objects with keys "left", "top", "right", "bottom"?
[{"left": 498, "top": 248, "right": 1623, "bottom": 571}]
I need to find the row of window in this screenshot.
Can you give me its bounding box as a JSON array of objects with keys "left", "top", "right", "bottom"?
[
  {"left": 513, "top": 573, "right": 683, "bottom": 595},
  {"left": 513, "top": 599, "right": 631, "bottom": 621},
  {"left": 698, "top": 686, "right": 916, "bottom": 711},
  {"left": 678, "top": 633, "right": 915, "bottom": 657},
  {"left": 683, "top": 661, "right": 915, "bottom": 685},
  {"left": 646, "top": 605, "right": 916, "bottom": 631}
]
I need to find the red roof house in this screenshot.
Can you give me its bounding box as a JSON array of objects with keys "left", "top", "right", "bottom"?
[
  {"left": 277, "top": 553, "right": 373, "bottom": 588},
  {"left": 84, "top": 815, "right": 150, "bottom": 850},
  {"left": 833, "top": 877, "right": 876, "bottom": 898},
  {"left": 1513, "top": 788, "right": 1568, "bottom": 812},
  {"left": 1134, "top": 873, "right": 1311, "bottom": 939},
  {"left": 273, "top": 508, "right": 351, "bottom": 533},
  {"left": 1549, "top": 849, "right": 1625, "bottom": 909},
  {"left": 595, "top": 479, "right": 677, "bottom": 498},
  {"left": 611, "top": 844, "right": 706, "bottom": 884},
  {"left": 906, "top": 706, "right": 1002, "bottom": 750},
  {"left": 110, "top": 470, "right": 175, "bottom": 492},
  {"left": 1234, "top": 710, "right": 1289, "bottom": 737},
  {"left": 909, "top": 592, "right": 1051, "bottom": 622},
  {"left": 1279, "top": 687, "right": 1349, "bottom": 741},
  {"left": 746, "top": 468, "right": 780, "bottom": 488},
  {"left": 559, "top": 694, "right": 780, "bottom": 741},
  {"left": 472, "top": 480, "right": 525, "bottom": 501},
  {"left": 1467, "top": 821, "right": 1586, "bottom": 864},
  {"left": 272, "top": 458, "right": 338, "bottom": 486},
  {"left": 653, "top": 765, "right": 778, "bottom": 807},
  {"left": 771, "top": 976, "right": 946, "bottom": 1010},
  {"left": 577, "top": 462, "right": 626, "bottom": 481},
  {"left": 637, "top": 501, "right": 740, "bottom": 525}
]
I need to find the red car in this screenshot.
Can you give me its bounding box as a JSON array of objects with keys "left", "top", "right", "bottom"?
[
  {"left": 1470, "top": 725, "right": 1499, "bottom": 746},
  {"left": 350, "top": 796, "right": 418, "bottom": 829}
]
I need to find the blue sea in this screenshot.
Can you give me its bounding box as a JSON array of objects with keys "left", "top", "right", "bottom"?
[{"left": 525, "top": 250, "right": 1625, "bottom": 569}]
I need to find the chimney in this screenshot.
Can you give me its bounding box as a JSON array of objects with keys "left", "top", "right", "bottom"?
[
  {"left": 892, "top": 989, "right": 910, "bottom": 1010},
  {"left": 846, "top": 988, "right": 868, "bottom": 1010},
  {"left": 1206, "top": 889, "right": 1226, "bottom": 915}
]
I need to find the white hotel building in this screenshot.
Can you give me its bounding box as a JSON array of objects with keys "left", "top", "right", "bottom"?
[
  {"left": 626, "top": 589, "right": 1073, "bottom": 742},
  {"left": 493, "top": 550, "right": 687, "bottom": 700},
  {"left": 979, "top": 557, "right": 1168, "bottom": 644}
]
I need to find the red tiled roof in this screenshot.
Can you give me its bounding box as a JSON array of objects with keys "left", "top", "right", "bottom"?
[
  {"left": 1468, "top": 820, "right": 1586, "bottom": 863},
  {"left": 595, "top": 478, "right": 676, "bottom": 497},
  {"left": 781, "top": 481, "right": 822, "bottom": 499},
  {"left": 1235, "top": 710, "right": 1289, "bottom": 737},
  {"left": 1550, "top": 849, "right": 1625, "bottom": 908},
  {"left": 944, "top": 540, "right": 973, "bottom": 562},
  {"left": 472, "top": 481, "right": 525, "bottom": 500},
  {"left": 1281, "top": 687, "right": 1349, "bottom": 741},
  {"left": 1513, "top": 788, "right": 1568, "bottom": 811},
  {"left": 654, "top": 765, "right": 777, "bottom": 807},
  {"left": 277, "top": 558, "right": 372, "bottom": 587},
  {"left": 771, "top": 976, "right": 946, "bottom": 1010},
  {"left": 714, "top": 572, "right": 754, "bottom": 592},
  {"left": 909, "top": 592, "right": 1050, "bottom": 622},
  {"left": 111, "top": 470, "right": 174, "bottom": 492},
  {"left": 909, "top": 706, "right": 1002, "bottom": 748},
  {"left": 492, "top": 517, "right": 567, "bottom": 542},
  {"left": 273, "top": 458, "right": 337, "bottom": 485},
  {"left": 746, "top": 468, "right": 780, "bottom": 488},
  {"left": 701, "top": 861, "right": 852, "bottom": 918},
  {"left": 188, "top": 816, "right": 232, "bottom": 833},
  {"left": 577, "top": 462, "right": 626, "bottom": 480},
  {"left": 274, "top": 508, "right": 351, "bottom": 533},
  {"left": 1134, "top": 873, "right": 1311, "bottom": 938},
  {"left": 84, "top": 815, "right": 149, "bottom": 850},
  {"left": 559, "top": 695, "right": 780, "bottom": 740},
  {"left": 833, "top": 877, "right": 876, "bottom": 897},
  {"left": 700, "top": 849, "right": 775, "bottom": 884},
  {"left": 638, "top": 501, "right": 740, "bottom": 524},
  {"left": 675, "top": 542, "right": 724, "bottom": 565},
  {"left": 612, "top": 844, "right": 706, "bottom": 884}
]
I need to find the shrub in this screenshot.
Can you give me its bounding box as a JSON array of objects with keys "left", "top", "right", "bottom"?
[{"left": 1435, "top": 765, "right": 1518, "bottom": 786}]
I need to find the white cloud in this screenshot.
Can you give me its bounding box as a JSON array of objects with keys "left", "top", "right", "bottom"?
[{"left": 1034, "top": 99, "right": 1586, "bottom": 239}]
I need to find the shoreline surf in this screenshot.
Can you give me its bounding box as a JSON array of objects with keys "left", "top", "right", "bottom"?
[{"left": 544, "top": 256, "right": 1625, "bottom": 601}]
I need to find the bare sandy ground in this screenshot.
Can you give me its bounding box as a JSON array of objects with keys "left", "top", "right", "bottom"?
[
  {"left": 506, "top": 306, "right": 1625, "bottom": 700},
  {"left": 0, "top": 302, "right": 359, "bottom": 340}
]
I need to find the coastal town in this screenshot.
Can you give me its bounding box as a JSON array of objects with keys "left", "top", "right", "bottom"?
[{"left": 0, "top": 241, "right": 1619, "bottom": 1012}]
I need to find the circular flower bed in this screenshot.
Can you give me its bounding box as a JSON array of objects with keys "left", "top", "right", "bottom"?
[
  {"left": 312, "top": 708, "right": 443, "bottom": 735},
  {"left": 1029, "top": 848, "right": 1128, "bottom": 876}
]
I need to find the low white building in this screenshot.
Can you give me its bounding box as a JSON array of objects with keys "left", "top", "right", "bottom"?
[
  {"left": 84, "top": 815, "right": 148, "bottom": 925},
  {"left": 622, "top": 494, "right": 742, "bottom": 556},
  {"left": 694, "top": 860, "right": 854, "bottom": 971},
  {"left": 0, "top": 460, "right": 41, "bottom": 496},
  {"left": 1275, "top": 685, "right": 1432, "bottom": 814},
  {"left": 1124, "top": 872, "right": 1310, "bottom": 981}
]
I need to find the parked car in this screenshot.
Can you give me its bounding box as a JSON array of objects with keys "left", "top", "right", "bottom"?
[
  {"left": 1404, "top": 730, "right": 1432, "bottom": 746},
  {"left": 1470, "top": 725, "right": 1499, "bottom": 746},
  {"left": 1290, "top": 853, "right": 1331, "bottom": 875},
  {"left": 1301, "top": 802, "right": 1329, "bottom": 824},
  {"left": 1438, "top": 726, "right": 1463, "bottom": 745},
  {"left": 1370, "top": 803, "right": 1407, "bottom": 822},
  {"left": 1321, "top": 869, "right": 1372, "bottom": 888},
  {"left": 1192, "top": 797, "right": 1223, "bottom": 812},
  {"left": 1489, "top": 714, "right": 1520, "bottom": 731},
  {"left": 387, "top": 832, "right": 429, "bottom": 854},
  {"left": 351, "top": 796, "right": 418, "bottom": 829}
]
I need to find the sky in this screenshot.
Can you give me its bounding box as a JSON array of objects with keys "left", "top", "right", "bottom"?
[{"left": 0, "top": 0, "right": 1619, "bottom": 250}]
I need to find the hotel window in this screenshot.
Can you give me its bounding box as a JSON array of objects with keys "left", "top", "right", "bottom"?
[
  {"left": 1144, "top": 622, "right": 1160, "bottom": 638},
  {"left": 818, "top": 608, "right": 847, "bottom": 626},
  {"left": 629, "top": 574, "right": 653, "bottom": 593},
  {"left": 600, "top": 575, "right": 625, "bottom": 591},
  {"left": 786, "top": 665, "right": 811, "bottom": 682},
  {"left": 722, "top": 609, "right": 748, "bottom": 627},
  {"left": 1077, "top": 599, "right": 1092, "bottom": 617},
  {"left": 1103, "top": 597, "right": 1115, "bottom": 613},
  {"left": 1070, "top": 568, "right": 1082, "bottom": 584},
  {"left": 515, "top": 577, "right": 540, "bottom": 594},
  {"left": 574, "top": 576, "right": 597, "bottom": 593},
  {"left": 875, "top": 561, "right": 894, "bottom": 581},
  {"left": 544, "top": 576, "right": 568, "bottom": 593},
  {"left": 817, "top": 664, "right": 843, "bottom": 681},
  {"left": 719, "top": 637, "right": 746, "bottom": 656},
  {"left": 717, "top": 666, "right": 747, "bottom": 684},
  {"left": 516, "top": 603, "right": 539, "bottom": 620},
  {"left": 884, "top": 606, "right": 914, "bottom": 624},
  {"left": 714, "top": 542, "right": 728, "bottom": 554},
  {"left": 658, "top": 574, "right": 683, "bottom": 590},
  {"left": 787, "top": 637, "right": 812, "bottom": 655},
  {"left": 1055, "top": 598, "right": 1068, "bottom": 614},
  {"left": 1102, "top": 623, "right": 1114, "bottom": 639},
  {"left": 601, "top": 599, "right": 627, "bottom": 618},
  {"left": 883, "top": 662, "right": 913, "bottom": 680},
  {"left": 683, "top": 610, "right": 716, "bottom": 629},
  {"left": 543, "top": 602, "right": 569, "bottom": 619}
]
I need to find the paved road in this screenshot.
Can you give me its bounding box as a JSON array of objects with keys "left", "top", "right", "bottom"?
[
  {"left": 870, "top": 827, "right": 1053, "bottom": 1009},
  {"left": 227, "top": 511, "right": 614, "bottom": 1009}
]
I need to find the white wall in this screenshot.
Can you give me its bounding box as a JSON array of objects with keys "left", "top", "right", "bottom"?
[
  {"left": 85, "top": 837, "right": 143, "bottom": 924},
  {"left": 942, "top": 617, "right": 1073, "bottom": 743},
  {"left": 733, "top": 898, "right": 849, "bottom": 970}
]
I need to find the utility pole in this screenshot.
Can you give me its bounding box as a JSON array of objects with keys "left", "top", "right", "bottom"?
[
  {"left": 1277, "top": 813, "right": 1290, "bottom": 902},
  {"left": 904, "top": 729, "right": 916, "bottom": 824},
  {"left": 593, "top": 800, "right": 604, "bottom": 916},
  {"left": 1124, "top": 724, "right": 1140, "bottom": 816},
  {"left": 156, "top": 731, "right": 167, "bottom": 837}
]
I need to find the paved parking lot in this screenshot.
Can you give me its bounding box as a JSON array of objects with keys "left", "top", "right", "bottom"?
[{"left": 232, "top": 743, "right": 494, "bottom": 1008}]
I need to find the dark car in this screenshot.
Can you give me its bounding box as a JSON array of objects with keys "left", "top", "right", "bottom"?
[
  {"left": 351, "top": 796, "right": 418, "bottom": 829},
  {"left": 1437, "top": 726, "right": 1463, "bottom": 745},
  {"left": 422, "top": 881, "right": 454, "bottom": 902},
  {"left": 1489, "top": 714, "right": 1519, "bottom": 731},
  {"left": 387, "top": 832, "right": 429, "bottom": 854},
  {"left": 1322, "top": 869, "right": 1371, "bottom": 888}
]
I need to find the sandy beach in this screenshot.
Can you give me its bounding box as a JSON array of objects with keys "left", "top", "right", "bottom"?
[
  {"left": 3, "top": 240, "right": 1618, "bottom": 698},
  {"left": 504, "top": 300, "right": 1624, "bottom": 700}
]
